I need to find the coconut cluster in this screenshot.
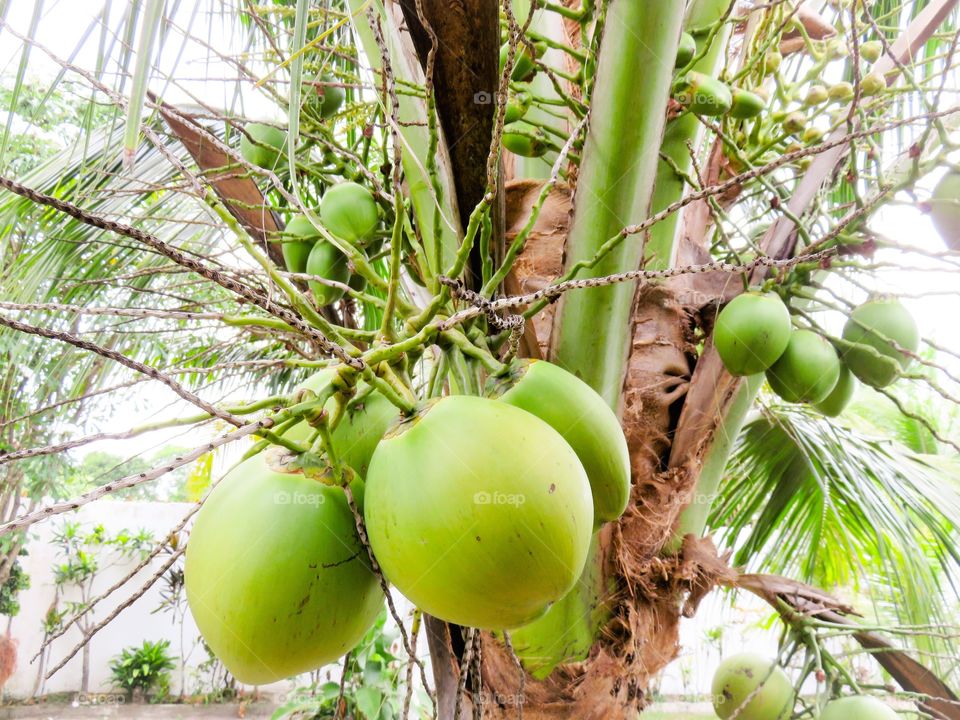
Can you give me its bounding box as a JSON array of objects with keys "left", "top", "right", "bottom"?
[
  {"left": 184, "top": 360, "right": 631, "bottom": 683},
  {"left": 714, "top": 292, "right": 919, "bottom": 416},
  {"left": 711, "top": 653, "right": 899, "bottom": 720}
]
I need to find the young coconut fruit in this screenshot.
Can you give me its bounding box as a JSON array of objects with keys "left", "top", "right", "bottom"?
[
  {"left": 500, "top": 40, "right": 547, "bottom": 82},
  {"left": 364, "top": 395, "right": 594, "bottom": 630},
  {"left": 239, "top": 122, "right": 286, "bottom": 170},
  {"left": 714, "top": 292, "right": 792, "bottom": 376},
  {"left": 503, "top": 122, "right": 549, "bottom": 158},
  {"left": 814, "top": 362, "right": 857, "bottom": 417},
  {"left": 319, "top": 182, "right": 379, "bottom": 246},
  {"left": 841, "top": 299, "right": 919, "bottom": 388},
  {"left": 675, "top": 32, "right": 697, "bottom": 68},
  {"left": 281, "top": 215, "right": 319, "bottom": 274},
  {"left": 820, "top": 696, "right": 899, "bottom": 720},
  {"left": 766, "top": 330, "right": 841, "bottom": 404},
  {"left": 285, "top": 380, "right": 400, "bottom": 480},
  {"left": 306, "top": 240, "right": 349, "bottom": 307},
  {"left": 729, "top": 89, "right": 766, "bottom": 119},
  {"left": 305, "top": 73, "right": 345, "bottom": 119},
  {"left": 504, "top": 88, "right": 532, "bottom": 125},
  {"left": 490, "top": 360, "right": 631, "bottom": 523},
  {"left": 675, "top": 72, "right": 733, "bottom": 116},
  {"left": 929, "top": 169, "right": 960, "bottom": 250},
  {"left": 184, "top": 453, "right": 383, "bottom": 684},
  {"left": 711, "top": 653, "right": 795, "bottom": 720}
]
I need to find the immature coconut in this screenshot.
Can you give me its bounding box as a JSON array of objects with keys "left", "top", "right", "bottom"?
[
  {"left": 185, "top": 453, "right": 383, "bottom": 684},
  {"left": 714, "top": 292, "right": 792, "bottom": 376},
  {"left": 766, "top": 330, "right": 841, "bottom": 404},
  {"left": 284, "top": 372, "right": 400, "bottom": 480},
  {"left": 503, "top": 123, "right": 549, "bottom": 158},
  {"left": 364, "top": 395, "right": 594, "bottom": 630},
  {"left": 821, "top": 696, "right": 899, "bottom": 720},
  {"left": 306, "top": 240, "right": 349, "bottom": 307},
  {"left": 305, "top": 73, "right": 345, "bottom": 119},
  {"left": 930, "top": 169, "right": 960, "bottom": 250},
  {"left": 712, "top": 653, "right": 795, "bottom": 720},
  {"left": 814, "top": 363, "right": 857, "bottom": 417},
  {"left": 490, "top": 359, "right": 631, "bottom": 523},
  {"left": 676, "top": 32, "right": 697, "bottom": 68},
  {"left": 675, "top": 72, "right": 733, "bottom": 116},
  {"left": 281, "top": 215, "right": 319, "bottom": 274},
  {"left": 239, "top": 122, "right": 286, "bottom": 170},
  {"left": 729, "top": 89, "right": 766, "bottom": 119},
  {"left": 841, "top": 299, "right": 918, "bottom": 388},
  {"left": 319, "top": 182, "right": 379, "bottom": 246}
]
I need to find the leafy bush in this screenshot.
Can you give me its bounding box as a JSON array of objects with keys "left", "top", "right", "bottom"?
[{"left": 109, "top": 639, "right": 176, "bottom": 696}]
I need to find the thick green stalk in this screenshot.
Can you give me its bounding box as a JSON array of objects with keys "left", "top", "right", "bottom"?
[
  {"left": 511, "top": 1, "right": 686, "bottom": 676},
  {"left": 548, "top": 1, "right": 686, "bottom": 407},
  {"left": 668, "top": 374, "right": 760, "bottom": 550},
  {"left": 645, "top": 0, "right": 733, "bottom": 268}
]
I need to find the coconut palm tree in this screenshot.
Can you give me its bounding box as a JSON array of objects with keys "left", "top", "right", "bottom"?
[{"left": 1, "top": 1, "right": 959, "bottom": 718}]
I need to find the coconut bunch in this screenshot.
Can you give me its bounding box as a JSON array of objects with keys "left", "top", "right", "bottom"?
[
  {"left": 184, "top": 359, "right": 631, "bottom": 683},
  {"left": 714, "top": 293, "right": 919, "bottom": 417}
]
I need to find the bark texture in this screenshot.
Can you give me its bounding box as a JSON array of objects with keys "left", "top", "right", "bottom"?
[{"left": 397, "top": 0, "right": 502, "bottom": 285}]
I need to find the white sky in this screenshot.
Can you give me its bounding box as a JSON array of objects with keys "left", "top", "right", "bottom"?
[{"left": 2, "top": 1, "right": 959, "bottom": 466}]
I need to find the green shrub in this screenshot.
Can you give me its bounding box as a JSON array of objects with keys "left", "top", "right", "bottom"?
[{"left": 109, "top": 639, "right": 176, "bottom": 696}]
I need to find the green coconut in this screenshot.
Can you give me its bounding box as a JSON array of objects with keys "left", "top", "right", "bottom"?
[
  {"left": 304, "top": 73, "right": 345, "bottom": 119},
  {"left": 280, "top": 215, "right": 319, "bottom": 274},
  {"left": 730, "top": 89, "right": 766, "bottom": 119},
  {"left": 319, "top": 182, "right": 379, "bottom": 246},
  {"left": 676, "top": 32, "right": 697, "bottom": 68},
  {"left": 930, "top": 169, "right": 960, "bottom": 250},
  {"left": 364, "top": 395, "right": 593, "bottom": 630},
  {"left": 714, "top": 292, "right": 792, "bottom": 376},
  {"left": 491, "top": 359, "right": 631, "bottom": 524},
  {"left": 766, "top": 330, "right": 841, "bottom": 404},
  {"left": 821, "top": 696, "right": 899, "bottom": 720},
  {"left": 814, "top": 363, "right": 857, "bottom": 417},
  {"left": 841, "top": 299, "right": 919, "bottom": 388},
  {"left": 712, "top": 653, "right": 795, "bottom": 720},
  {"left": 239, "top": 122, "right": 286, "bottom": 170},
  {"left": 184, "top": 453, "right": 382, "bottom": 684},
  {"left": 675, "top": 72, "right": 733, "bottom": 116},
  {"left": 306, "top": 240, "right": 349, "bottom": 307}
]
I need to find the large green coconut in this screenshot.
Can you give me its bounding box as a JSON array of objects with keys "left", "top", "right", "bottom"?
[
  {"left": 766, "top": 330, "right": 841, "bottom": 404},
  {"left": 364, "top": 395, "right": 593, "bottom": 630},
  {"left": 841, "top": 299, "right": 919, "bottom": 388},
  {"left": 714, "top": 292, "right": 792, "bottom": 376},
  {"left": 184, "top": 453, "right": 382, "bottom": 684},
  {"left": 820, "top": 696, "right": 899, "bottom": 720},
  {"left": 490, "top": 359, "right": 631, "bottom": 524},
  {"left": 306, "top": 240, "right": 349, "bottom": 307},
  {"left": 281, "top": 215, "right": 319, "bottom": 274},
  {"left": 711, "top": 653, "right": 795, "bottom": 720},
  {"left": 319, "top": 182, "right": 379, "bottom": 246}
]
